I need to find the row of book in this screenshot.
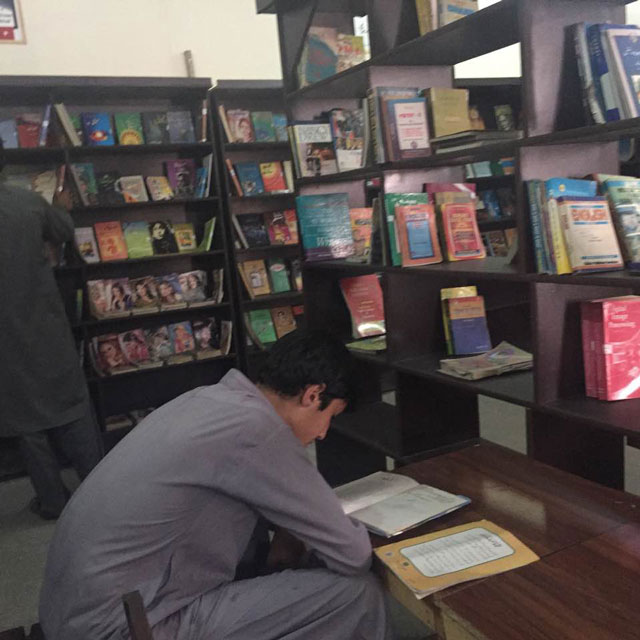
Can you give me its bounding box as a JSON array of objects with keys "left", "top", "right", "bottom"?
[
  {"left": 87, "top": 269, "right": 224, "bottom": 319},
  {"left": 244, "top": 306, "right": 302, "bottom": 349},
  {"left": 69, "top": 157, "right": 213, "bottom": 206},
  {"left": 226, "top": 159, "right": 293, "bottom": 197},
  {"left": 218, "top": 108, "right": 288, "bottom": 144},
  {"left": 526, "top": 175, "right": 640, "bottom": 275},
  {"left": 232, "top": 210, "right": 298, "bottom": 249},
  {"left": 91, "top": 318, "right": 232, "bottom": 377},
  {"left": 237, "top": 258, "right": 302, "bottom": 300},
  {"left": 464, "top": 158, "right": 515, "bottom": 179},
  {"left": 74, "top": 218, "right": 215, "bottom": 263},
  {"left": 0, "top": 103, "right": 206, "bottom": 149}
]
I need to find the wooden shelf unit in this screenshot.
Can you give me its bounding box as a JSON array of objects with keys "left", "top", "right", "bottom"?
[{"left": 266, "top": 0, "right": 639, "bottom": 489}]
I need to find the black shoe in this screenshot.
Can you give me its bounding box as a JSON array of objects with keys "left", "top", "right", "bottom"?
[{"left": 28, "top": 497, "right": 62, "bottom": 521}]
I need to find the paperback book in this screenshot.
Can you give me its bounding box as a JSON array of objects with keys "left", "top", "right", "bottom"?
[
  {"left": 395, "top": 204, "right": 442, "bottom": 267},
  {"left": 270, "top": 306, "right": 297, "bottom": 339},
  {"left": 439, "top": 342, "right": 533, "bottom": 381},
  {"left": 165, "top": 160, "right": 196, "bottom": 198},
  {"left": 122, "top": 221, "right": 153, "bottom": 259},
  {"left": 339, "top": 274, "right": 386, "bottom": 339},
  {"left": 81, "top": 112, "right": 115, "bottom": 146},
  {"left": 290, "top": 122, "right": 338, "bottom": 178},
  {"left": 167, "top": 111, "right": 196, "bottom": 143},
  {"left": 74, "top": 228, "right": 100, "bottom": 264},
  {"left": 114, "top": 113, "right": 145, "bottom": 145},
  {"left": 94, "top": 221, "right": 128, "bottom": 261}
]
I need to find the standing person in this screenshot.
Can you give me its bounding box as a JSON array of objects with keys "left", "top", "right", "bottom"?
[
  {"left": 0, "top": 141, "right": 102, "bottom": 519},
  {"left": 40, "top": 330, "right": 392, "bottom": 640}
]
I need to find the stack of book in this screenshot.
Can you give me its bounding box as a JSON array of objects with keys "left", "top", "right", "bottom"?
[
  {"left": 244, "top": 305, "right": 303, "bottom": 349},
  {"left": 218, "top": 108, "right": 288, "bottom": 144},
  {"left": 439, "top": 342, "right": 533, "bottom": 381}
]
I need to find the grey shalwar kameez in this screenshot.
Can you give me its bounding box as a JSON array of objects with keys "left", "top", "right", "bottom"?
[{"left": 40, "top": 370, "right": 391, "bottom": 640}]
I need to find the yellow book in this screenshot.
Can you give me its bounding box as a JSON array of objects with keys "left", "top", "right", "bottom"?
[
  {"left": 440, "top": 286, "right": 477, "bottom": 355},
  {"left": 415, "top": 0, "right": 437, "bottom": 35},
  {"left": 547, "top": 197, "right": 572, "bottom": 275},
  {"left": 375, "top": 519, "right": 539, "bottom": 599}
]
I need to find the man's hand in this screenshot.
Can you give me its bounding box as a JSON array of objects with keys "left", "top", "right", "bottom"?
[
  {"left": 266, "top": 528, "right": 307, "bottom": 571},
  {"left": 53, "top": 188, "right": 73, "bottom": 212}
]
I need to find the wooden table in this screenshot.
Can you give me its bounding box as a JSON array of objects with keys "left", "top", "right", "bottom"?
[{"left": 372, "top": 441, "right": 640, "bottom": 638}]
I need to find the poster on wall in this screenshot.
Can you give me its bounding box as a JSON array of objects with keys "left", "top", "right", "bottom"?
[{"left": 0, "top": 0, "right": 25, "bottom": 44}]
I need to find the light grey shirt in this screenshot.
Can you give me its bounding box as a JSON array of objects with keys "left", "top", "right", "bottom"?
[{"left": 40, "top": 370, "right": 371, "bottom": 640}]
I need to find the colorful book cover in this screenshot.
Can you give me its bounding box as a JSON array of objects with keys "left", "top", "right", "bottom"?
[
  {"left": 237, "top": 213, "right": 270, "bottom": 247},
  {"left": 94, "top": 221, "right": 128, "bottom": 261},
  {"left": 385, "top": 98, "right": 430, "bottom": 161},
  {"left": 226, "top": 109, "right": 254, "bottom": 143},
  {"left": 284, "top": 210, "right": 299, "bottom": 244},
  {"left": 485, "top": 230, "right": 509, "bottom": 257},
  {"left": 384, "top": 193, "right": 430, "bottom": 266},
  {"left": 95, "top": 171, "right": 125, "bottom": 206},
  {"left": 265, "top": 211, "right": 293, "bottom": 245},
  {"left": 251, "top": 111, "right": 276, "bottom": 142},
  {"left": 603, "top": 178, "right": 640, "bottom": 268},
  {"left": 69, "top": 113, "right": 84, "bottom": 145},
  {"left": 395, "top": 204, "right": 442, "bottom": 267},
  {"left": 174, "top": 223, "right": 197, "bottom": 252},
  {"left": 149, "top": 221, "right": 178, "bottom": 255},
  {"left": 105, "top": 278, "right": 133, "bottom": 314},
  {"left": 605, "top": 27, "right": 640, "bottom": 118},
  {"left": 193, "top": 317, "right": 222, "bottom": 358},
  {"left": 241, "top": 260, "right": 271, "bottom": 297},
  {"left": 15, "top": 113, "right": 42, "bottom": 148},
  {"left": 81, "top": 112, "right": 115, "bottom": 146},
  {"left": 440, "top": 202, "right": 485, "bottom": 261},
  {"left": 479, "top": 190, "right": 502, "bottom": 219},
  {"left": 145, "top": 326, "right": 173, "bottom": 362},
  {"left": 0, "top": 119, "right": 18, "bottom": 148},
  {"left": 339, "top": 274, "right": 386, "bottom": 339},
  {"left": 114, "top": 113, "right": 145, "bottom": 145},
  {"left": 178, "top": 270, "right": 208, "bottom": 304},
  {"left": 259, "top": 162, "right": 288, "bottom": 192},
  {"left": 348, "top": 208, "right": 373, "bottom": 262},
  {"left": 169, "top": 322, "right": 196, "bottom": 354},
  {"left": 268, "top": 258, "right": 291, "bottom": 293},
  {"left": 115, "top": 175, "right": 148, "bottom": 203},
  {"left": 164, "top": 159, "right": 196, "bottom": 198},
  {"left": 270, "top": 306, "right": 297, "bottom": 339},
  {"left": 94, "top": 334, "right": 130, "bottom": 374},
  {"left": 194, "top": 167, "right": 208, "bottom": 198},
  {"left": 166, "top": 111, "right": 196, "bottom": 143},
  {"left": 557, "top": 196, "right": 623, "bottom": 273},
  {"left": 122, "top": 221, "right": 153, "bottom": 259},
  {"left": 447, "top": 296, "right": 492, "bottom": 355},
  {"left": 74, "top": 227, "right": 100, "bottom": 263},
  {"left": 273, "top": 113, "right": 289, "bottom": 142},
  {"left": 249, "top": 309, "right": 278, "bottom": 345},
  {"left": 130, "top": 276, "right": 160, "bottom": 312},
  {"left": 295, "top": 193, "right": 355, "bottom": 261},
  {"left": 370, "top": 87, "right": 419, "bottom": 163},
  {"left": 118, "top": 329, "right": 151, "bottom": 366},
  {"left": 142, "top": 112, "right": 169, "bottom": 144},
  {"left": 145, "top": 176, "right": 174, "bottom": 201},
  {"left": 329, "top": 108, "right": 365, "bottom": 171},
  {"left": 156, "top": 273, "right": 186, "bottom": 307},
  {"left": 299, "top": 26, "right": 338, "bottom": 87},
  {"left": 87, "top": 280, "right": 109, "bottom": 318},
  {"left": 70, "top": 163, "right": 99, "bottom": 206},
  {"left": 291, "top": 122, "right": 338, "bottom": 178},
  {"left": 440, "top": 286, "right": 478, "bottom": 355},
  {"left": 336, "top": 34, "right": 365, "bottom": 73},
  {"left": 234, "top": 162, "right": 265, "bottom": 196}
]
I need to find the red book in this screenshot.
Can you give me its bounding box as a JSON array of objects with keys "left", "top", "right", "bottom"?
[
  {"left": 395, "top": 204, "right": 442, "bottom": 267},
  {"left": 580, "top": 301, "right": 599, "bottom": 398},
  {"left": 439, "top": 202, "right": 485, "bottom": 261},
  {"left": 264, "top": 211, "right": 292, "bottom": 245},
  {"left": 94, "top": 221, "right": 128, "bottom": 261},
  {"left": 284, "top": 210, "right": 299, "bottom": 244},
  {"left": 425, "top": 182, "right": 476, "bottom": 198},
  {"left": 339, "top": 274, "right": 385, "bottom": 339},
  {"left": 259, "top": 162, "right": 288, "bottom": 193},
  {"left": 16, "top": 113, "right": 42, "bottom": 148}
]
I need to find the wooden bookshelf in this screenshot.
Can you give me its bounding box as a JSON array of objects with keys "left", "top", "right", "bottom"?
[{"left": 265, "top": 0, "right": 638, "bottom": 490}]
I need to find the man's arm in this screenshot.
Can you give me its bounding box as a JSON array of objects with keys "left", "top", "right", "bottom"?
[{"left": 42, "top": 189, "right": 74, "bottom": 245}]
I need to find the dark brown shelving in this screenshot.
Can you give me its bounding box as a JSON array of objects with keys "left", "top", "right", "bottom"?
[
  {"left": 225, "top": 142, "right": 290, "bottom": 152},
  {"left": 388, "top": 257, "right": 524, "bottom": 281},
  {"left": 230, "top": 192, "right": 295, "bottom": 203},
  {"left": 535, "top": 270, "right": 640, "bottom": 288},
  {"left": 68, "top": 142, "right": 213, "bottom": 157},
  {"left": 82, "top": 250, "right": 225, "bottom": 268},
  {"left": 243, "top": 291, "right": 304, "bottom": 310},
  {"left": 4, "top": 147, "right": 66, "bottom": 163},
  {"left": 303, "top": 260, "right": 384, "bottom": 275},
  {"left": 235, "top": 244, "right": 301, "bottom": 259},
  {"left": 71, "top": 197, "right": 219, "bottom": 213},
  {"left": 296, "top": 166, "right": 380, "bottom": 187}
]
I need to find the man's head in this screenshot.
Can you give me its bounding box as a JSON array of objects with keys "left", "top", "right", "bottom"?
[{"left": 256, "top": 329, "right": 355, "bottom": 445}]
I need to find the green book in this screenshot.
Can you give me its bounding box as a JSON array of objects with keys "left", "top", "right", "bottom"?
[
  {"left": 197, "top": 217, "right": 217, "bottom": 252},
  {"left": 251, "top": 111, "right": 276, "bottom": 142},
  {"left": 70, "top": 113, "right": 84, "bottom": 144},
  {"left": 268, "top": 258, "right": 291, "bottom": 293},
  {"left": 383, "top": 193, "right": 430, "bottom": 266},
  {"left": 122, "top": 221, "right": 153, "bottom": 258},
  {"left": 114, "top": 113, "right": 145, "bottom": 145},
  {"left": 249, "top": 309, "right": 277, "bottom": 345}
]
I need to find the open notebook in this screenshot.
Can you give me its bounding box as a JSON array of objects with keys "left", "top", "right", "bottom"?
[{"left": 335, "top": 471, "right": 470, "bottom": 537}]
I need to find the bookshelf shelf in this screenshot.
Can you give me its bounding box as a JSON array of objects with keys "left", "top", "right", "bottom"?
[
  {"left": 67, "top": 142, "right": 213, "bottom": 157},
  {"left": 4, "top": 147, "right": 66, "bottom": 163},
  {"left": 225, "top": 142, "right": 291, "bottom": 152},
  {"left": 80, "top": 250, "right": 225, "bottom": 268},
  {"left": 296, "top": 166, "right": 380, "bottom": 187},
  {"left": 236, "top": 244, "right": 301, "bottom": 258},
  {"left": 303, "top": 260, "right": 383, "bottom": 275},
  {"left": 243, "top": 291, "right": 304, "bottom": 310},
  {"left": 71, "top": 197, "right": 219, "bottom": 213},
  {"left": 230, "top": 193, "right": 295, "bottom": 203}
]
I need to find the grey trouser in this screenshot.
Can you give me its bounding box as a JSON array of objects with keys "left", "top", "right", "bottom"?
[
  {"left": 152, "top": 568, "right": 392, "bottom": 640},
  {"left": 19, "top": 405, "right": 103, "bottom": 516}
]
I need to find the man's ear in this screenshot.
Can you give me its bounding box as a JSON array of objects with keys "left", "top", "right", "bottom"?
[{"left": 300, "top": 384, "right": 326, "bottom": 408}]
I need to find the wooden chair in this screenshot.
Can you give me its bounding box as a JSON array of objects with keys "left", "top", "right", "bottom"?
[{"left": 122, "top": 591, "right": 154, "bottom": 640}]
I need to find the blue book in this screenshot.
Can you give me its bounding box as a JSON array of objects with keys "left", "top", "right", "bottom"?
[
  {"left": 81, "top": 112, "right": 115, "bottom": 146},
  {"left": 194, "top": 167, "right": 208, "bottom": 198},
  {"left": 234, "top": 162, "right": 264, "bottom": 196},
  {"left": 295, "top": 193, "right": 354, "bottom": 261},
  {"left": 479, "top": 190, "right": 502, "bottom": 219},
  {"left": 167, "top": 111, "right": 196, "bottom": 143},
  {"left": 273, "top": 113, "right": 289, "bottom": 142},
  {"left": 448, "top": 297, "right": 492, "bottom": 356},
  {"left": 604, "top": 26, "right": 640, "bottom": 118},
  {"left": 406, "top": 219, "right": 434, "bottom": 259},
  {"left": 526, "top": 180, "right": 550, "bottom": 274},
  {"left": 544, "top": 178, "right": 596, "bottom": 200},
  {"left": 0, "top": 119, "right": 18, "bottom": 148}
]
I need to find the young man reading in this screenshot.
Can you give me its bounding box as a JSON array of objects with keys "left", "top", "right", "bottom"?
[{"left": 40, "top": 330, "right": 391, "bottom": 639}]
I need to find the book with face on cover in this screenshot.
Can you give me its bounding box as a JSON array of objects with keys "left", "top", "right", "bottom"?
[
  {"left": 118, "top": 329, "right": 154, "bottom": 368},
  {"left": 169, "top": 321, "right": 196, "bottom": 355},
  {"left": 93, "top": 334, "right": 135, "bottom": 375},
  {"left": 145, "top": 325, "right": 173, "bottom": 362},
  {"left": 155, "top": 273, "right": 186, "bottom": 309},
  {"left": 87, "top": 280, "right": 109, "bottom": 318},
  {"left": 105, "top": 278, "right": 133, "bottom": 315},
  {"left": 178, "top": 270, "right": 208, "bottom": 305},
  {"left": 270, "top": 306, "right": 297, "bottom": 339},
  {"left": 94, "top": 221, "right": 128, "bottom": 261},
  {"left": 226, "top": 109, "right": 255, "bottom": 143},
  {"left": 291, "top": 122, "right": 338, "bottom": 178},
  {"left": 165, "top": 160, "right": 196, "bottom": 198},
  {"left": 339, "top": 274, "right": 386, "bottom": 339},
  {"left": 193, "top": 317, "right": 222, "bottom": 359},
  {"left": 130, "top": 276, "right": 160, "bottom": 314},
  {"left": 149, "top": 220, "right": 178, "bottom": 255}
]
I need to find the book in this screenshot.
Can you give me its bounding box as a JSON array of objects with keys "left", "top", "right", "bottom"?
[
  {"left": 336, "top": 34, "right": 366, "bottom": 73},
  {"left": 340, "top": 274, "right": 385, "bottom": 339},
  {"left": 290, "top": 259, "right": 303, "bottom": 292},
  {"left": 431, "top": 129, "right": 523, "bottom": 153},
  {"left": 178, "top": 270, "right": 208, "bottom": 305},
  {"left": 375, "top": 519, "right": 538, "bottom": 598},
  {"left": 265, "top": 211, "right": 293, "bottom": 245},
  {"left": 145, "top": 326, "right": 173, "bottom": 362},
  {"left": 240, "top": 260, "right": 271, "bottom": 297},
  {"left": 439, "top": 202, "right": 485, "bottom": 261},
  {"left": 218, "top": 105, "right": 233, "bottom": 143},
  {"left": 234, "top": 161, "right": 265, "bottom": 196},
  {"left": 87, "top": 280, "right": 109, "bottom": 318},
  {"left": 142, "top": 112, "right": 169, "bottom": 144},
  {"left": 168, "top": 322, "right": 196, "bottom": 356},
  {"left": 81, "top": 112, "right": 115, "bottom": 146},
  {"left": 122, "top": 221, "right": 153, "bottom": 259},
  {"left": 602, "top": 178, "right": 640, "bottom": 268},
  {"left": 415, "top": 0, "right": 438, "bottom": 35},
  {"left": 440, "top": 341, "right": 533, "bottom": 380},
  {"left": 268, "top": 258, "right": 291, "bottom": 293},
  {"left": 335, "top": 471, "right": 470, "bottom": 537},
  {"left": 0, "top": 119, "right": 18, "bottom": 148},
  {"left": 447, "top": 296, "right": 492, "bottom": 355},
  {"left": 35, "top": 103, "right": 51, "bottom": 146},
  {"left": 295, "top": 193, "right": 355, "bottom": 261},
  {"left": 118, "top": 329, "right": 152, "bottom": 367},
  {"left": 329, "top": 108, "right": 365, "bottom": 171},
  {"left": 298, "top": 26, "right": 339, "bottom": 88},
  {"left": 348, "top": 208, "right": 374, "bottom": 263},
  {"left": 272, "top": 113, "right": 289, "bottom": 142},
  {"left": 557, "top": 196, "right": 623, "bottom": 273},
  {"left": 383, "top": 97, "right": 430, "bottom": 162},
  {"left": 346, "top": 335, "right": 387, "bottom": 353},
  {"left": 291, "top": 122, "right": 338, "bottom": 178},
  {"left": 237, "top": 213, "right": 270, "bottom": 248},
  {"left": 174, "top": 223, "right": 197, "bottom": 252},
  {"left": 438, "top": 0, "right": 478, "bottom": 27},
  {"left": 69, "top": 163, "right": 99, "bottom": 206},
  {"left": 95, "top": 171, "right": 125, "bottom": 206},
  {"left": 93, "top": 334, "right": 135, "bottom": 375},
  {"left": 53, "top": 104, "right": 81, "bottom": 146},
  {"left": 15, "top": 113, "right": 42, "bottom": 148},
  {"left": 105, "top": 279, "right": 133, "bottom": 315},
  {"left": 384, "top": 193, "right": 430, "bottom": 266},
  {"left": 197, "top": 217, "right": 217, "bottom": 253},
  {"left": 283, "top": 210, "right": 299, "bottom": 244},
  {"left": 226, "top": 109, "right": 254, "bottom": 143},
  {"left": 425, "top": 88, "right": 470, "bottom": 138},
  {"left": 494, "top": 104, "right": 515, "bottom": 131},
  {"left": 149, "top": 221, "right": 178, "bottom": 255},
  {"left": 94, "top": 221, "right": 128, "bottom": 261},
  {"left": 283, "top": 160, "right": 294, "bottom": 191},
  {"left": 581, "top": 301, "right": 599, "bottom": 398},
  {"left": 225, "top": 158, "right": 244, "bottom": 196},
  {"left": 603, "top": 25, "right": 640, "bottom": 119},
  {"left": 145, "top": 176, "right": 174, "bottom": 201},
  {"left": 114, "top": 113, "right": 145, "bottom": 145},
  {"left": 270, "top": 306, "right": 297, "bottom": 339},
  {"left": 193, "top": 318, "right": 222, "bottom": 359},
  {"left": 166, "top": 111, "right": 196, "bottom": 143},
  {"left": 165, "top": 159, "right": 196, "bottom": 198},
  {"left": 395, "top": 204, "right": 442, "bottom": 267},
  {"left": 441, "top": 286, "right": 478, "bottom": 355},
  {"left": 156, "top": 273, "right": 186, "bottom": 309},
  {"left": 251, "top": 111, "right": 276, "bottom": 142},
  {"left": 211, "top": 268, "right": 225, "bottom": 304},
  {"left": 259, "top": 162, "right": 288, "bottom": 193},
  {"left": 130, "top": 276, "right": 160, "bottom": 314},
  {"left": 194, "top": 166, "right": 207, "bottom": 199},
  {"left": 220, "top": 320, "right": 233, "bottom": 355},
  {"left": 74, "top": 227, "right": 100, "bottom": 263},
  {"left": 115, "top": 175, "right": 148, "bottom": 203},
  {"left": 248, "top": 309, "right": 278, "bottom": 346}
]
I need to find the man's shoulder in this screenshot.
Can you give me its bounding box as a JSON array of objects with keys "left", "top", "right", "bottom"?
[{"left": 0, "top": 184, "right": 47, "bottom": 207}]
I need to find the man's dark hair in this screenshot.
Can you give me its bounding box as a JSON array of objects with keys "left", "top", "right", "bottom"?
[
  {"left": 257, "top": 329, "right": 355, "bottom": 409},
  {"left": 0, "top": 139, "right": 5, "bottom": 173}
]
